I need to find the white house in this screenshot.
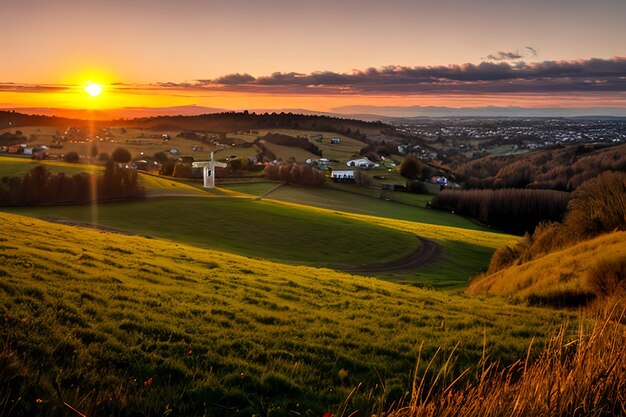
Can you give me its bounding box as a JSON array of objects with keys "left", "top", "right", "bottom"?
[
  {"left": 331, "top": 170, "right": 355, "bottom": 180},
  {"left": 346, "top": 158, "right": 379, "bottom": 169},
  {"left": 330, "top": 138, "right": 341, "bottom": 144}
]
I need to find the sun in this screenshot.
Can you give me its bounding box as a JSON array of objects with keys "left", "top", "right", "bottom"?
[{"left": 84, "top": 82, "right": 103, "bottom": 97}]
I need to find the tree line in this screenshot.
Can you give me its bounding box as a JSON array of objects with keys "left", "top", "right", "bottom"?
[
  {"left": 432, "top": 188, "right": 570, "bottom": 234},
  {"left": 264, "top": 162, "right": 327, "bottom": 186},
  {"left": 0, "top": 163, "right": 144, "bottom": 205}
]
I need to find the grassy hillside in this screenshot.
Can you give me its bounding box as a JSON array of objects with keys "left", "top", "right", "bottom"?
[
  {"left": 466, "top": 231, "right": 626, "bottom": 306},
  {"left": 0, "top": 155, "right": 103, "bottom": 177},
  {"left": 257, "top": 184, "right": 484, "bottom": 230},
  {"left": 0, "top": 213, "right": 568, "bottom": 416},
  {"left": 0, "top": 197, "right": 420, "bottom": 267}
]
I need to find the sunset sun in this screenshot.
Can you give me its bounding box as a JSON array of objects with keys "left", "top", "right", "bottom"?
[{"left": 84, "top": 82, "right": 103, "bottom": 97}]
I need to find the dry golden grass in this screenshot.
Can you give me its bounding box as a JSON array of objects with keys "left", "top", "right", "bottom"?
[
  {"left": 385, "top": 308, "right": 626, "bottom": 417},
  {"left": 467, "top": 231, "right": 626, "bottom": 307}
]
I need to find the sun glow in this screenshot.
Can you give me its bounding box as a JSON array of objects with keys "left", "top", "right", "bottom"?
[{"left": 84, "top": 82, "right": 103, "bottom": 97}]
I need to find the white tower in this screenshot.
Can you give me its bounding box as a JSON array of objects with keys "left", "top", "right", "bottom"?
[{"left": 192, "top": 152, "right": 227, "bottom": 188}]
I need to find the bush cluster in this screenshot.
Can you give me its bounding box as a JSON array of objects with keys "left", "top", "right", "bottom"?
[{"left": 264, "top": 162, "right": 326, "bottom": 186}]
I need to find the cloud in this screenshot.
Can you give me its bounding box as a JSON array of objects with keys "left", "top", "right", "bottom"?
[
  {"left": 145, "top": 57, "right": 626, "bottom": 96},
  {"left": 487, "top": 51, "right": 524, "bottom": 61},
  {"left": 485, "top": 46, "right": 539, "bottom": 61},
  {"left": 0, "top": 83, "right": 68, "bottom": 93},
  {"left": 3, "top": 57, "right": 625, "bottom": 98}
]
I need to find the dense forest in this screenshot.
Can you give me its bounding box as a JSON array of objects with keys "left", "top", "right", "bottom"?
[{"left": 453, "top": 143, "right": 626, "bottom": 190}]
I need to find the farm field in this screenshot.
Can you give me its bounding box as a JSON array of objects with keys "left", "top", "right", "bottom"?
[
  {"left": 261, "top": 141, "right": 320, "bottom": 162},
  {"left": 0, "top": 197, "right": 420, "bottom": 268},
  {"left": 257, "top": 183, "right": 486, "bottom": 231},
  {"left": 0, "top": 212, "right": 571, "bottom": 416}
]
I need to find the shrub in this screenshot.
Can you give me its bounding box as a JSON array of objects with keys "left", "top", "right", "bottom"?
[
  {"left": 587, "top": 257, "right": 626, "bottom": 299},
  {"left": 565, "top": 171, "right": 626, "bottom": 238},
  {"left": 63, "top": 151, "right": 80, "bottom": 163},
  {"left": 112, "top": 147, "right": 132, "bottom": 163}
]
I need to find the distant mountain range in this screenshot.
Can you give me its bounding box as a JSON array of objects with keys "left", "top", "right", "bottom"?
[
  {"left": 1, "top": 104, "right": 625, "bottom": 122},
  {"left": 331, "top": 105, "right": 626, "bottom": 119}
]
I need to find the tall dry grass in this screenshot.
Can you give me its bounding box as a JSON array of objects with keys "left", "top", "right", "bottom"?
[{"left": 385, "top": 307, "right": 626, "bottom": 417}]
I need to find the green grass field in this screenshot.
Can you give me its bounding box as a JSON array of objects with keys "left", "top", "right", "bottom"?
[
  {"left": 0, "top": 212, "right": 571, "bottom": 416},
  {"left": 261, "top": 141, "right": 320, "bottom": 162},
  {"left": 260, "top": 184, "right": 485, "bottom": 231},
  {"left": 0, "top": 197, "right": 420, "bottom": 267},
  {"left": 0, "top": 155, "right": 103, "bottom": 177}
]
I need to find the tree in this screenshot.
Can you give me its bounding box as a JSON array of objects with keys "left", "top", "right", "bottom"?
[
  {"left": 112, "top": 147, "right": 132, "bottom": 163},
  {"left": 153, "top": 151, "right": 169, "bottom": 164},
  {"left": 399, "top": 156, "right": 424, "bottom": 180},
  {"left": 63, "top": 151, "right": 80, "bottom": 163}
]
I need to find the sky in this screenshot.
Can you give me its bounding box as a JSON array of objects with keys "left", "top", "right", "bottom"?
[{"left": 1, "top": 0, "right": 625, "bottom": 115}]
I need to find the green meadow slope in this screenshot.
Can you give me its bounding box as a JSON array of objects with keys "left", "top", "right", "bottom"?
[{"left": 0, "top": 213, "right": 568, "bottom": 417}]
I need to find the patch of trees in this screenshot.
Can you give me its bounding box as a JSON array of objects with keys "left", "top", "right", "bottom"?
[
  {"left": 399, "top": 156, "right": 439, "bottom": 183},
  {"left": 454, "top": 144, "right": 626, "bottom": 191},
  {"left": 63, "top": 151, "right": 80, "bottom": 163},
  {"left": 487, "top": 171, "right": 626, "bottom": 274},
  {"left": 264, "top": 162, "right": 326, "bottom": 186},
  {"left": 0, "top": 163, "right": 144, "bottom": 205},
  {"left": 259, "top": 133, "right": 322, "bottom": 157},
  {"left": 0, "top": 131, "right": 26, "bottom": 146},
  {"left": 432, "top": 188, "right": 570, "bottom": 234},
  {"left": 359, "top": 140, "right": 398, "bottom": 159}
]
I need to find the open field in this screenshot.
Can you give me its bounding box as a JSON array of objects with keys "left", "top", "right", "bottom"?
[
  {"left": 259, "top": 184, "right": 486, "bottom": 231},
  {"left": 261, "top": 141, "right": 320, "bottom": 162},
  {"left": 0, "top": 197, "right": 420, "bottom": 268},
  {"left": 217, "top": 180, "right": 281, "bottom": 196},
  {"left": 0, "top": 212, "right": 571, "bottom": 416}
]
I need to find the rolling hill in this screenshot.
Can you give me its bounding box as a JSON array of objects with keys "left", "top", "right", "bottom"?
[
  {"left": 466, "top": 231, "right": 626, "bottom": 306},
  {"left": 0, "top": 212, "right": 569, "bottom": 417}
]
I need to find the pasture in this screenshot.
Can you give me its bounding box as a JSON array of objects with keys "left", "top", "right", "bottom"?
[
  {"left": 0, "top": 212, "right": 570, "bottom": 416},
  {"left": 0, "top": 197, "right": 420, "bottom": 267}
]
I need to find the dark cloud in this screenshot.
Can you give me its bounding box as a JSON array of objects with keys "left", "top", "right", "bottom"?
[
  {"left": 147, "top": 57, "right": 626, "bottom": 96},
  {"left": 487, "top": 51, "right": 525, "bottom": 61},
  {"left": 485, "top": 46, "right": 539, "bottom": 61},
  {"left": 0, "top": 83, "right": 68, "bottom": 93}
]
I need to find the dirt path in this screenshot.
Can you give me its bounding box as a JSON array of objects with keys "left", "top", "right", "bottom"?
[
  {"left": 340, "top": 237, "right": 440, "bottom": 273},
  {"left": 258, "top": 182, "right": 285, "bottom": 199}
]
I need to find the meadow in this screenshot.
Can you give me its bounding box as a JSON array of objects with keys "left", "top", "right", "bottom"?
[
  {"left": 0, "top": 197, "right": 420, "bottom": 268},
  {"left": 0, "top": 212, "right": 571, "bottom": 417}
]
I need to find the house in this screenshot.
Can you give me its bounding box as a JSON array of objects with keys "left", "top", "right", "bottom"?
[
  {"left": 330, "top": 138, "right": 341, "bottom": 144},
  {"left": 331, "top": 170, "right": 355, "bottom": 181},
  {"left": 346, "top": 158, "right": 379, "bottom": 169}
]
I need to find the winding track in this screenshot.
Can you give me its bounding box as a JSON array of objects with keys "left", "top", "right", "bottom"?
[{"left": 340, "top": 237, "right": 440, "bottom": 273}]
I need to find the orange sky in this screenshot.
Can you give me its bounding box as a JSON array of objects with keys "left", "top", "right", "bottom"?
[{"left": 1, "top": 0, "right": 625, "bottom": 115}]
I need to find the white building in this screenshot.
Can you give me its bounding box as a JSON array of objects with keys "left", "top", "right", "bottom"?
[
  {"left": 331, "top": 170, "right": 355, "bottom": 180},
  {"left": 346, "top": 158, "right": 379, "bottom": 169}
]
